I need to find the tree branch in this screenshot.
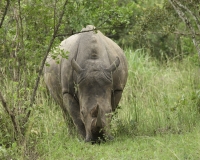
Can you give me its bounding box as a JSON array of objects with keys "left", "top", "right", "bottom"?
[
  {"left": 168, "top": 0, "right": 200, "bottom": 57},
  {"left": 55, "top": 26, "right": 126, "bottom": 37},
  {"left": 173, "top": 31, "right": 200, "bottom": 36},
  {"left": 0, "top": 91, "right": 21, "bottom": 138},
  {"left": 151, "top": 31, "right": 200, "bottom": 36},
  {"left": 24, "top": 0, "right": 69, "bottom": 124},
  {"left": 174, "top": 0, "right": 200, "bottom": 31},
  {"left": 55, "top": 28, "right": 98, "bottom": 37},
  {"left": 0, "top": 0, "right": 10, "bottom": 28}
]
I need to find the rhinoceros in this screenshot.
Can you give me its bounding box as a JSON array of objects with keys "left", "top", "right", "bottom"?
[{"left": 44, "top": 25, "right": 128, "bottom": 142}]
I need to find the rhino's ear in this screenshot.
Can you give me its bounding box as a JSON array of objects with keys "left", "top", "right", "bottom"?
[
  {"left": 71, "top": 58, "right": 83, "bottom": 74},
  {"left": 107, "top": 57, "right": 120, "bottom": 72}
]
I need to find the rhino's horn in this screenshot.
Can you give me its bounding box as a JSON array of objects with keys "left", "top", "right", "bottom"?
[
  {"left": 96, "top": 104, "right": 102, "bottom": 128},
  {"left": 71, "top": 58, "right": 83, "bottom": 74},
  {"left": 107, "top": 57, "right": 120, "bottom": 72}
]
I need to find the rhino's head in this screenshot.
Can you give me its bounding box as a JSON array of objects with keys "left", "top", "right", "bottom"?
[{"left": 71, "top": 57, "right": 120, "bottom": 142}]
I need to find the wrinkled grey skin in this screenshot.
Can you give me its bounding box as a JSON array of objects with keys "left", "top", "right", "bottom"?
[{"left": 44, "top": 25, "right": 128, "bottom": 142}]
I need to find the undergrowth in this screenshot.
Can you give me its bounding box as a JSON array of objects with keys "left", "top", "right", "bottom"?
[
  {"left": 1, "top": 49, "right": 200, "bottom": 159},
  {"left": 113, "top": 49, "right": 200, "bottom": 136}
]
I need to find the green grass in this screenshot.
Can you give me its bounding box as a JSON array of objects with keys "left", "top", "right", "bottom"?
[
  {"left": 117, "top": 49, "right": 200, "bottom": 136},
  {"left": 1, "top": 49, "right": 200, "bottom": 159},
  {"left": 33, "top": 128, "right": 200, "bottom": 160}
]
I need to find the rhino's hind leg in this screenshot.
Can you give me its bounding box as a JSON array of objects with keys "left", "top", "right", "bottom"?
[{"left": 63, "top": 93, "right": 86, "bottom": 139}]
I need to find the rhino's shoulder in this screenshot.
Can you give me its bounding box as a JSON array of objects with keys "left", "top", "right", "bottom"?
[{"left": 59, "top": 34, "right": 80, "bottom": 53}]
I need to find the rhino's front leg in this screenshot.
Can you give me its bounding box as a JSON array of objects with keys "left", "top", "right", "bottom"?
[
  {"left": 63, "top": 93, "right": 86, "bottom": 139},
  {"left": 112, "top": 90, "right": 123, "bottom": 111}
]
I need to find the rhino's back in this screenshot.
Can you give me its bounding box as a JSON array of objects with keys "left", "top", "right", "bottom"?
[{"left": 45, "top": 25, "right": 128, "bottom": 101}]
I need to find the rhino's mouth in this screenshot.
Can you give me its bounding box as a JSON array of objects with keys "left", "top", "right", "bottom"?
[
  {"left": 90, "top": 129, "right": 106, "bottom": 143},
  {"left": 90, "top": 132, "right": 114, "bottom": 144},
  {"left": 90, "top": 127, "right": 113, "bottom": 144},
  {"left": 88, "top": 120, "right": 104, "bottom": 143},
  {"left": 85, "top": 121, "right": 105, "bottom": 143},
  {"left": 88, "top": 108, "right": 113, "bottom": 143}
]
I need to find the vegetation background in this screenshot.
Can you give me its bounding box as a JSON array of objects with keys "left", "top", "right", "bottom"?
[{"left": 0, "top": 0, "right": 200, "bottom": 159}]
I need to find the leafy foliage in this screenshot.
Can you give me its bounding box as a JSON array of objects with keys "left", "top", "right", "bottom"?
[
  {"left": 111, "top": 0, "right": 199, "bottom": 60},
  {"left": 0, "top": 0, "right": 199, "bottom": 158},
  {"left": 0, "top": 0, "right": 134, "bottom": 157}
]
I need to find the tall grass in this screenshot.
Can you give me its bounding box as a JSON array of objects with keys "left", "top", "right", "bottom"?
[
  {"left": 114, "top": 49, "right": 200, "bottom": 136},
  {"left": 1, "top": 49, "right": 200, "bottom": 159}
]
